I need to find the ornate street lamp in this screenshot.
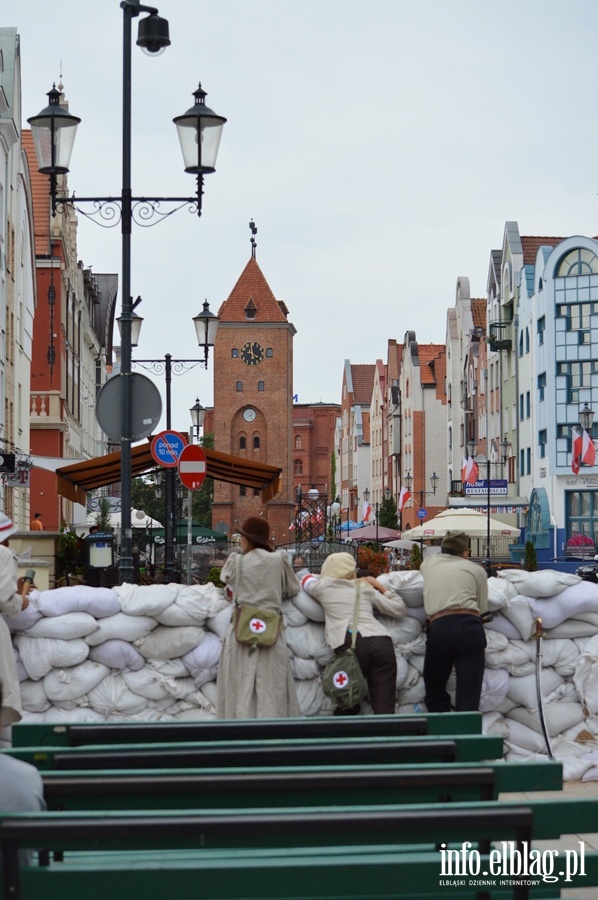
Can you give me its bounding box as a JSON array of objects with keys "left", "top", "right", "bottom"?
[{"left": 28, "top": 0, "right": 225, "bottom": 585}]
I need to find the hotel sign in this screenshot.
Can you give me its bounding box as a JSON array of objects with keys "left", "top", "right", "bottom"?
[{"left": 465, "top": 479, "right": 508, "bottom": 496}]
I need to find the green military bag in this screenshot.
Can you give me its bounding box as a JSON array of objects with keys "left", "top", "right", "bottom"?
[{"left": 321, "top": 583, "right": 368, "bottom": 710}]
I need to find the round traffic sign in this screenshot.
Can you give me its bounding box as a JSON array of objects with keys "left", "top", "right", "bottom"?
[
  {"left": 151, "top": 430, "right": 187, "bottom": 468},
  {"left": 178, "top": 444, "right": 208, "bottom": 490},
  {"left": 96, "top": 374, "right": 162, "bottom": 442},
  {"left": 417, "top": 508, "right": 427, "bottom": 519}
]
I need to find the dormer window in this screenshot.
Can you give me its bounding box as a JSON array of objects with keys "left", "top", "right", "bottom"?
[{"left": 245, "top": 297, "right": 257, "bottom": 320}]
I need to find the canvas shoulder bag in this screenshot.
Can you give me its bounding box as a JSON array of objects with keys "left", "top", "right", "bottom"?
[
  {"left": 321, "top": 582, "right": 368, "bottom": 710},
  {"left": 232, "top": 555, "right": 283, "bottom": 653}
]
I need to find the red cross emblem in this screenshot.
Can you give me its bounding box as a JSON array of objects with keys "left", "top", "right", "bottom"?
[
  {"left": 333, "top": 671, "right": 349, "bottom": 687},
  {"left": 250, "top": 618, "right": 266, "bottom": 634}
]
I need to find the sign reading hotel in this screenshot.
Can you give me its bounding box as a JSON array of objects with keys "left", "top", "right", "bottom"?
[{"left": 465, "top": 479, "right": 508, "bottom": 496}]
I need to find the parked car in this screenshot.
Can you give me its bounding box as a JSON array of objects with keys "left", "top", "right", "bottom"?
[{"left": 576, "top": 556, "right": 598, "bottom": 583}]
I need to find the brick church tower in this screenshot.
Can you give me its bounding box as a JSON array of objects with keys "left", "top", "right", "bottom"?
[{"left": 211, "top": 245, "right": 296, "bottom": 544}]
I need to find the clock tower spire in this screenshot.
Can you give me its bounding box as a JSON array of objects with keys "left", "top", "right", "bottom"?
[{"left": 211, "top": 250, "right": 295, "bottom": 544}]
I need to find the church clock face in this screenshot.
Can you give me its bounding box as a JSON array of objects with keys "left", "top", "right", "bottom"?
[{"left": 240, "top": 341, "right": 264, "bottom": 366}]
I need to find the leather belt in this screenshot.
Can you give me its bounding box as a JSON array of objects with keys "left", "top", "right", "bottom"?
[{"left": 428, "top": 608, "right": 480, "bottom": 623}]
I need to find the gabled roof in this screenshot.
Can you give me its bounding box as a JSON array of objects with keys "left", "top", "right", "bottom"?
[
  {"left": 217, "top": 257, "right": 289, "bottom": 323},
  {"left": 521, "top": 236, "right": 565, "bottom": 265},
  {"left": 350, "top": 364, "right": 375, "bottom": 404},
  {"left": 22, "top": 130, "right": 51, "bottom": 255},
  {"left": 471, "top": 299, "right": 486, "bottom": 330},
  {"left": 417, "top": 344, "right": 444, "bottom": 385}
]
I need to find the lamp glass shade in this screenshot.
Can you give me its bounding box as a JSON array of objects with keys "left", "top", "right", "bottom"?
[
  {"left": 27, "top": 87, "right": 80, "bottom": 174},
  {"left": 193, "top": 301, "right": 219, "bottom": 348},
  {"left": 580, "top": 403, "right": 595, "bottom": 432},
  {"left": 174, "top": 85, "right": 226, "bottom": 174},
  {"left": 363, "top": 488, "right": 370, "bottom": 502},
  {"left": 190, "top": 399, "right": 206, "bottom": 430},
  {"left": 116, "top": 311, "right": 144, "bottom": 348}
]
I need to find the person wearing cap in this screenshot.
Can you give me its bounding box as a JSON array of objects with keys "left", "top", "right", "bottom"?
[
  {"left": 301, "top": 552, "right": 407, "bottom": 715},
  {"left": 217, "top": 516, "right": 301, "bottom": 718},
  {"left": 420, "top": 530, "right": 488, "bottom": 712},
  {"left": 0, "top": 514, "right": 36, "bottom": 736}
]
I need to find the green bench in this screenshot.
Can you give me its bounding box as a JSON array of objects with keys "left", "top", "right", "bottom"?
[
  {"left": 11, "top": 711, "right": 482, "bottom": 747},
  {"left": 5, "top": 733, "right": 504, "bottom": 771},
  {"left": 2, "top": 798, "right": 597, "bottom": 900},
  {"left": 41, "top": 759, "right": 563, "bottom": 811}
]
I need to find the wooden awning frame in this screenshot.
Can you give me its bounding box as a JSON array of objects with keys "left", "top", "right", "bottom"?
[{"left": 55, "top": 439, "right": 282, "bottom": 506}]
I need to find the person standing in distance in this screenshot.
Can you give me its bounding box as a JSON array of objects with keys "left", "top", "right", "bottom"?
[
  {"left": 30, "top": 512, "right": 43, "bottom": 531},
  {"left": 420, "top": 530, "right": 488, "bottom": 712}
]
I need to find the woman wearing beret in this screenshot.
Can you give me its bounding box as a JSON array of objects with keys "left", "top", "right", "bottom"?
[
  {"left": 301, "top": 552, "right": 407, "bottom": 715},
  {"left": 217, "top": 516, "right": 301, "bottom": 718}
]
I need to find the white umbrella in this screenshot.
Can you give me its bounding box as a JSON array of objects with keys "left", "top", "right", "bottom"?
[
  {"left": 401, "top": 507, "right": 520, "bottom": 540},
  {"left": 86, "top": 508, "right": 163, "bottom": 529},
  {"left": 383, "top": 539, "right": 416, "bottom": 550}
]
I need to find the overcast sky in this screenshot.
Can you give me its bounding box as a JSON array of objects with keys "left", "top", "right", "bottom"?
[{"left": 10, "top": 0, "right": 598, "bottom": 433}]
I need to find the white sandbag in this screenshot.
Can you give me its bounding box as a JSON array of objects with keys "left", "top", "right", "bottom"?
[
  {"left": 379, "top": 571, "right": 424, "bottom": 607},
  {"left": 506, "top": 668, "right": 564, "bottom": 710},
  {"left": 155, "top": 583, "right": 227, "bottom": 627},
  {"left": 546, "top": 680, "right": 579, "bottom": 703},
  {"left": 289, "top": 656, "right": 321, "bottom": 680},
  {"left": 115, "top": 582, "right": 179, "bottom": 617},
  {"left": 44, "top": 661, "right": 110, "bottom": 703},
  {"left": 479, "top": 667, "right": 510, "bottom": 712},
  {"left": 484, "top": 638, "right": 535, "bottom": 677},
  {"left": 544, "top": 620, "right": 598, "bottom": 639},
  {"left": 497, "top": 568, "right": 581, "bottom": 598},
  {"left": 181, "top": 632, "right": 222, "bottom": 680},
  {"left": 206, "top": 603, "right": 233, "bottom": 639},
  {"left": 487, "top": 576, "right": 517, "bottom": 610},
  {"left": 174, "top": 706, "right": 217, "bottom": 722},
  {"left": 190, "top": 665, "right": 219, "bottom": 688},
  {"left": 39, "top": 706, "right": 104, "bottom": 724},
  {"left": 285, "top": 622, "right": 333, "bottom": 664},
  {"left": 16, "top": 635, "right": 89, "bottom": 681},
  {"left": 2, "top": 597, "right": 43, "bottom": 631},
  {"left": 573, "top": 634, "right": 598, "bottom": 715},
  {"left": 503, "top": 717, "right": 551, "bottom": 753},
  {"left": 290, "top": 588, "right": 326, "bottom": 623},
  {"left": 508, "top": 702, "right": 585, "bottom": 737},
  {"left": 282, "top": 599, "right": 308, "bottom": 628},
  {"left": 88, "top": 639, "right": 145, "bottom": 671},
  {"left": 405, "top": 605, "right": 427, "bottom": 624},
  {"left": 125, "top": 669, "right": 196, "bottom": 701},
  {"left": 484, "top": 614, "right": 521, "bottom": 641},
  {"left": 482, "top": 711, "right": 507, "bottom": 735},
  {"left": 134, "top": 625, "right": 205, "bottom": 660},
  {"left": 571, "top": 611, "right": 598, "bottom": 626},
  {"left": 19, "top": 679, "right": 51, "bottom": 713},
  {"left": 294, "top": 677, "right": 325, "bottom": 717},
  {"left": 37, "top": 586, "right": 120, "bottom": 618},
  {"left": 501, "top": 595, "right": 535, "bottom": 641},
  {"left": 27, "top": 612, "right": 99, "bottom": 640},
  {"left": 14, "top": 648, "right": 28, "bottom": 682},
  {"left": 377, "top": 616, "right": 422, "bottom": 645},
  {"left": 146, "top": 658, "right": 189, "bottom": 678},
  {"left": 536, "top": 638, "right": 578, "bottom": 677},
  {"left": 395, "top": 655, "right": 410, "bottom": 690},
  {"left": 85, "top": 613, "right": 157, "bottom": 646},
  {"left": 199, "top": 681, "right": 218, "bottom": 708},
  {"left": 528, "top": 581, "right": 598, "bottom": 629},
  {"left": 88, "top": 673, "right": 149, "bottom": 716},
  {"left": 483, "top": 630, "right": 509, "bottom": 653},
  {"left": 407, "top": 653, "right": 425, "bottom": 674},
  {"left": 398, "top": 679, "right": 426, "bottom": 704}
]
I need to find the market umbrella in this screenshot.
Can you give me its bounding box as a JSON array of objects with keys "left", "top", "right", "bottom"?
[
  {"left": 401, "top": 507, "right": 520, "bottom": 540},
  {"left": 383, "top": 539, "right": 416, "bottom": 550},
  {"left": 347, "top": 525, "right": 402, "bottom": 543}
]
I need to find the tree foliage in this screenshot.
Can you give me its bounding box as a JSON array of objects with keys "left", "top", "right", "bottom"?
[{"left": 379, "top": 496, "right": 398, "bottom": 529}]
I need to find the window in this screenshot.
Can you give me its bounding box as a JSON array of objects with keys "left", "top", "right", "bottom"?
[
  {"left": 525, "top": 328, "right": 530, "bottom": 354},
  {"left": 294, "top": 459, "right": 303, "bottom": 475},
  {"left": 236, "top": 381, "right": 243, "bottom": 392},
  {"left": 239, "top": 436, "right": 246, "bottom": 449},
  {"left": 295, "top": 435, "right": 302, "bottom": 449},
  {"left": 253, "top": 488, "right": 260, "bottom": 497},
  {"left": 526, "top": 447, "right": 531, "bottom": 475},
  {"left": 556, "top": 248, "right": 598, "bottom": 276},
  {"left": 538, "top": 372, "right": 546, "bottom": 401},
  {"left": 231, "top": 348, "right": 239, "bottom": 358},
  {"left": 526, "top": 392, "right": 530, "bottom": 418},
  {"left": 258, "top": 381, "right": 265, "bottom": 392},
  {"left": 539, "top": 429, "right": 547, "bottom": 459},
  {"left": 253, "top": 436, "right": 260, "bottom": 449},
  {"left": 266, "top": 348, "right": 273, "bottom": 358},
  {"left": 537, "top": 316, "right": 545, "bottom": 345},
  {"left": 520, "top": 449, "right": 525, "bottom": 474},
  {"left": 557, "top": 361, "right": 598, "bottom": 402},
  {"left": 240, "top": 485, "right": 247, "bottom": 496},
  {"left": 518, "top": 333, "right": 523, "bottom": 357},
  {"left": 519, "top": 394, "right": 524, "bottom": 420}
]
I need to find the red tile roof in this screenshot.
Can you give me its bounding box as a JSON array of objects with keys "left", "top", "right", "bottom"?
[
  {"left": 362, "top": 411, "right": 370, "bottom": 444},
  {"left": 521, "top": 236, "right": 564, "bottom": 265},
  {"left": 418, "top": 344, "right": 444, "bottom": 385},
  {"left": 350, "top": 364, "right": 375, "bottom": 404},
  {"left": 22, "top": 130, "right": 51, "bottom": 255},
  {"left": 472, "top": 299, "right": 486, "bottom": 330},
  {"left": 217, "top": 257, "right": 289, "bottom": 322}
]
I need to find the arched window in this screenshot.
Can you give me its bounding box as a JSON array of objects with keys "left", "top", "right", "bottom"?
[
  {"left": 236, "top": 381, "right": 243, "bottom": 392},
  {"left": 557, "top": 248, "right": 598, "bottom": 276},
  {"left": 295, "top": 435, "right": 302, "bottom": 449},
  {"left": 266, "top": 348, "right": 273, "bottom": 358},
  {"left": 231, "top": 348, "right": 239, "bottom": 358},
  {"left": 258, "top": 381, "right": 265, "bottom": 392},
  {"left": 239, "top": 436, "right": 246, "bottom": 449},
  {"left": 253, "top": 436, "right": 260, "bottom": 449}
]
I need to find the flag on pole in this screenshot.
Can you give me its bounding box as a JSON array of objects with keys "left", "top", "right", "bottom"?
[
  {"left": 461, "top": 457, "right": 479, "bottom": 485},
  {"left": 582, "top": 429, "right": 596, "bottom": 467},
  {"left": 362, "top": 501, "right": 373, "bottom": 523},
  {"left": 398, "top": 486, "right": 412, "bottom": 511},
  {"left": 572, "top": 428, "right": 583, "bottom": 474}
]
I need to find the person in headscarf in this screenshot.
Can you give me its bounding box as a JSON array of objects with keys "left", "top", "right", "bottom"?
[{"left": 217, "top": 517, "right": 301, "bottom": 718}]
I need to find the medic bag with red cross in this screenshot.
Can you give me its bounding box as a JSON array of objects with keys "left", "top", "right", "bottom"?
[{"left": 321, "top": 583, "right": 368, "bottom": 709}]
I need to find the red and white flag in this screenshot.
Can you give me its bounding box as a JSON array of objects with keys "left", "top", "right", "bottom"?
[
  {"left": 582, "top": 429, "right": 596, "bottom": 467},
  {"left": 461, "top": 457, "right": 479, "bottom": 485},
  {"left": 398, "top": 486, "right": 412, "bottom": 511},
  {"left": 572, "top": 428, "right": 583, "bottom": 474},
  {"left": 362, "top": 502, "right": 373, "bottom": 523}
]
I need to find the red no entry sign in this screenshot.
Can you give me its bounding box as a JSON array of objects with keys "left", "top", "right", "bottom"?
[{"left": 178, "top": 444, "right": 207, "bottom": 490}]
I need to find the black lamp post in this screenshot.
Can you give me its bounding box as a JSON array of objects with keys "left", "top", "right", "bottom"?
[
  {"left": 403, "top": 471, "right": 438, "bottom": 554},
  {"left": 127, "top": 306, "right": 218, "bottom": 583},
  {"left": 27, "top": 1, "right": 226, "bottom": 585},
  {"left": 186, "top": 398, "right": 206, "bottom": 585},
  {"left": 467, "top": 439, "right": 512, "bottom": 578}
]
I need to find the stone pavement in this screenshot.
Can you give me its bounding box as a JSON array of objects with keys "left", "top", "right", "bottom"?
[{"left": 500, "top": 780, "right": 598, "bottom": 899}]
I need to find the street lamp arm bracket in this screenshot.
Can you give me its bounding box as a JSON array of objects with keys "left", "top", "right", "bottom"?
[
  {"left": 51, "top": 195, "right": 201, "bottom": 227},
  {"left": 133, "top": 358, "right": 209, "bottom": 376}
]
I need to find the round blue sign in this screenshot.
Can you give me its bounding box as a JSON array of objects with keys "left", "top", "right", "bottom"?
[
  {"left": 151, "top": 430, "right": 187, "bottom": 468},
  {"left": 417, "top": 508, "right": 427, "bottom": 519}
]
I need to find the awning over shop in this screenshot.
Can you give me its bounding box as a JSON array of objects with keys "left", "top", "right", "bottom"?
[{"left": 55, "top": 439, "right": 282, "bottom": 506}]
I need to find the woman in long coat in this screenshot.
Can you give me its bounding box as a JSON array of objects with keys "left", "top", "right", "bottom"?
[{"left": 217, "top": 517, "right": 301, "bottom": 719}]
